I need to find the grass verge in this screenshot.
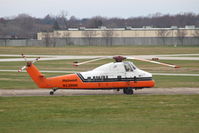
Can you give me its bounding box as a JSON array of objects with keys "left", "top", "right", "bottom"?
[
  {"left": 0, "top": 95, "right": 198, "bottom": 133},
  {"left": 0, "top": 46, "right": 199, "bottom": 55}
]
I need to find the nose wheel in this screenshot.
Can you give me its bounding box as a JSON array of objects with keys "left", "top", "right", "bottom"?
[{"left": 50, "top": 88, "right": 58, "bottom": 95}]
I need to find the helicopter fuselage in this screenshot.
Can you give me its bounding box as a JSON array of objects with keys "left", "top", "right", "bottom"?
[{"left": 26, "top": 61, "right": 155, "bottom": 91}]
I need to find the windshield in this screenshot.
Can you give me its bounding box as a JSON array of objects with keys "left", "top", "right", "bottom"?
[{"left": 123, "top": 62, "right": 136, "bottom": 72}]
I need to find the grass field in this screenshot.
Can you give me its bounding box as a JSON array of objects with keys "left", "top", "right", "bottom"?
[
  {"left": 0, "top": 95, "right": 199, "bottom": 133},
  {"left": 0, "top": 46, "right": 199, "bottom": 55},
  {"left": 0, "top": 46, "right": 199, "bottom": 133}
]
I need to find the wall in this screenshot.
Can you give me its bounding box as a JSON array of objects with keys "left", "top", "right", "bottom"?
[
  {"left": 0, "top": 37, "right": 199, "bottom": 47},
  {"left": 0, "top": 40, "right": 43, "bottom": 47}
]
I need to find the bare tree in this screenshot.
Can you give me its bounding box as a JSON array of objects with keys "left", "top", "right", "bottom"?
[
  {"left": 51, "top": 32, "right": 57, "bottom": 47},
  {"left": 63, "top": 31, "right": 71, "bottom": 46},
  {"left": 14, "top": 14, "right": 35, "bottom": 38},
  {"left": 57, "top": 10, "right": 68, "bottom": 29},
  {"left": 192, "top": 29, "right": 199, "bottom": 46},
  {"left": 53, "top": 21, "right": 60, "bottom": 30},
  {"left": 88, "top": 16, "right": 103, "bottom": 28},
  {"left": 175, "top": 29, "right": 187, "bottom": 45},
  {"left": 44, "top": 32, "right": 51, "bottom": 47},
  {"left": 156, "top": 29, "right": 171, "bottom": 45},
  {"left": 82, "top": 30, "right": 97, "bottom": 45},
  {"left": 68, "top": 16, "right": 79, "bottom": 28},
  {"left": 1, "top": 12, "right": 199, "bottom": 40}
]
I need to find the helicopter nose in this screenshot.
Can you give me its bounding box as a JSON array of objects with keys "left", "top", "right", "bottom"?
[
  {"left": 145, "top": 71, "right": 152, "bottom": 77},
  {"left": 138, "top": 70, "right": 152, "bottom": 77}
]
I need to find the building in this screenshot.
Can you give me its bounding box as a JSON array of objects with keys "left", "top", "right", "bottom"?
[{"left": 37, "top": 26, "right": 199, "bottom": 40}]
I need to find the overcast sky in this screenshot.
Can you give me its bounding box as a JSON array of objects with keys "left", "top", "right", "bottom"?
[{"left": 0, "top": 0, "right": 199, "bottom": 18}]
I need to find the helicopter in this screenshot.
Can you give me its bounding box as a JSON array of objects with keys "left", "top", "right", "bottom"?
[{"left": 18, "top": 54, "right": 180, "bottom": 95}]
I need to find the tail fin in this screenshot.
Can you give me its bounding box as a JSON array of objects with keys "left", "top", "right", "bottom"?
[
  {"left": 18, "top": 54, "right": 49, "bottom": 88},
  {"left": 26, "top": 62, "right": 48, "bottom": 88}
]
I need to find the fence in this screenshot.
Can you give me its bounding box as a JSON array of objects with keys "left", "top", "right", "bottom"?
[{"left": 0, "top": 37, "right": 199, "bottom": 47}]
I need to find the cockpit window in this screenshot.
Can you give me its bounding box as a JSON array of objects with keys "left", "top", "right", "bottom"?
[
  {"left": 124, "top": 62, "right": 136, "bottom": 72},
  {"left": 129, "top": 62, "right": 136, "bottom": 70}
]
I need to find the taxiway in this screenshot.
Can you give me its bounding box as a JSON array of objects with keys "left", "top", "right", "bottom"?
[{"left": 0, "top": 88, "right": 198, "bottom": 97}]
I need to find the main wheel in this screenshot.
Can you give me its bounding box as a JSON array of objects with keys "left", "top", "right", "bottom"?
[
  {"left": 123, "top": 88, "right": 127, "bottom": 94},
  {"left": 50, "top": 91, "right": 54, "bottom": 95},
  {"left": 123, "top": 88, "right": 134, "bottom": 95}
]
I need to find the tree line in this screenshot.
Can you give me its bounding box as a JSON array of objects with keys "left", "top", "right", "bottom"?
[{"left": 0, "top": 12, "right": 199, "bottom": 39}]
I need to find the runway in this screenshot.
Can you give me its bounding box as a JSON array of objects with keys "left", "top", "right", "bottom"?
[{"left": 0, "top": 88, "right": 198, "bottom": 97}]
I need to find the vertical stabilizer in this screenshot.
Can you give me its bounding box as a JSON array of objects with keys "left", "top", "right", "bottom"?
[{"left": 26, "top": 62, "right": 48, "bottom": 88}]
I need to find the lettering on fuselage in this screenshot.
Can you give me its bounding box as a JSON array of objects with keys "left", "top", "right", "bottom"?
[
  {"left": 62, "top": 79, "right": 77, "bottom": 82},
  {"left": 62, "top": 79, "right": 78, "bottom": 88},
  {"left": 63, "top": 84, "right": 78, "bottom": 87},
  {"left": 90, "top": 75, "right": 108, "bottom": 80}
]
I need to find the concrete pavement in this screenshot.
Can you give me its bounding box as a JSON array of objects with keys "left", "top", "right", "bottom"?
[{"left": 0, "top": 88, "right": 199, "bottom": 97}]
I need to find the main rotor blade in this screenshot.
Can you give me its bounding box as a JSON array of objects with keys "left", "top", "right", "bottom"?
[
  {"left": 128, "top": 57, "right": 180, "bottom": 68},
  {"left": 74, "top": 57, "right": 107, "bottom": 66},
  {"left": 21, "top": 54, "right": 27, "bottom": 62},
  {"left": 18, "top": 65, "right": 27, "bottom": 72},
  {"left": 32, "top": 57, "right": 40, "bottom": 64}
]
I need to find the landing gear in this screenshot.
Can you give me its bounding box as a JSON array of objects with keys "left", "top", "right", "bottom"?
[
  {"left": 50, "top": 88, "right": 58, "bottom": 95},
  {"left": 49, "top": 91, "right": 54, "bottom": 95},
  {"left": 123, "top": 88, "right": 134, "bottom": 95}
]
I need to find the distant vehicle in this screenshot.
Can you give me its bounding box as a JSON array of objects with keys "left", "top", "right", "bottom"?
[{"left": 18, "top": 55, "right": 179, "bottom": 95}]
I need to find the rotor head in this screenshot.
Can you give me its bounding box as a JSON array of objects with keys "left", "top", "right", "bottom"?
[{"left": 113, "top": 56, "right": 126, "bottom": 62}]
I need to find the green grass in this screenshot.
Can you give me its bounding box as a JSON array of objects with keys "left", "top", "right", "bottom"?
[
  {"left": 0, "top": 95, "right": 198, "bottom": 133},
  {"left": 153, "top": 75, "right": 199, "bottom": 88},
  {"left": 0, "top": 56, "right": 21, "bottom": 59},
  {"left": 0, "top": 47, "right": 198, "bottom": 133},
  {"left": 0, "top": 72, "right": 36, "bottom": 89},
  {"left": 0, "top": 46, "right": 199, "bottom": 55},
  {"left": 0, "top": 72, "right": 65, "bottom": 89}
]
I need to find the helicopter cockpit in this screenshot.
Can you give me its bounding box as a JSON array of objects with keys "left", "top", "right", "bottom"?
[{"left": 123, "top": 61, "right": 136, "bottom": 72}]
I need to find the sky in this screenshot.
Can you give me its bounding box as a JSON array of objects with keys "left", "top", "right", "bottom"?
[{"left": 0, "top": 0, "right": 199, "bottom": 18}]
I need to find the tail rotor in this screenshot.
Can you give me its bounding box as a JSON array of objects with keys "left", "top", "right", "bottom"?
[{"left": 18, "top": 54, "right": 40, "bottom": 72}]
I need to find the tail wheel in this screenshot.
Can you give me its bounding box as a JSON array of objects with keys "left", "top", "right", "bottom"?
[
  {"left": 49, "top": 88, "right": 58, "bottom": 95},
  {"left": 123, "top": 88, "right": 134, "bottom": 95}
]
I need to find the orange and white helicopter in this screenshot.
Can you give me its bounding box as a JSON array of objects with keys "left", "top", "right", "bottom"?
[{"left": 18, "top": 54, "right": 179, "bottom": 95}]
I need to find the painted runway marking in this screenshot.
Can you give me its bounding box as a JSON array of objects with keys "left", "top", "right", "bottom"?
[{"left": 0, "top": 54, "right": 199, "bottom": 62}]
